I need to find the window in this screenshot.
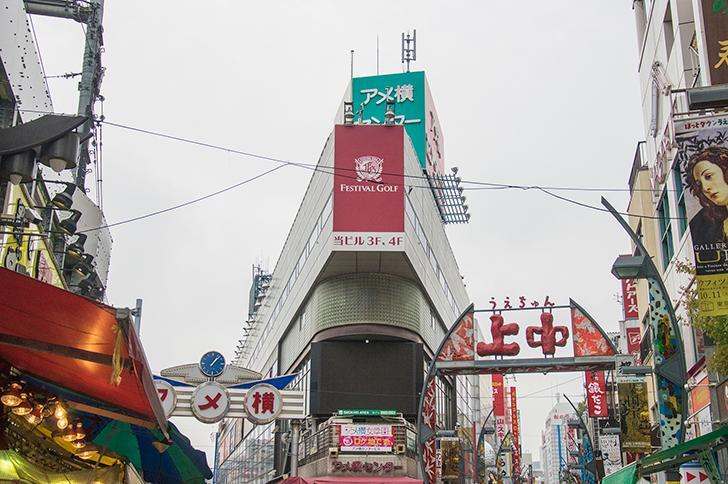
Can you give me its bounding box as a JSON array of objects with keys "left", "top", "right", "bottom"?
[
  {"left": 657, "top": 193, "right": 674, "bottom": 269},
  {"left": 663, "top": 2, "right": 674, "bottom": 58},
  {"left": 299, "top": 309, "right": 307, "bottom": 330},
  {"left": 673, "top": 162, "right": 687, "bottom": 237}
]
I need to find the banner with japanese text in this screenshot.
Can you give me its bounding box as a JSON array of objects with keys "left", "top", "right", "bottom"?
[
  {"left": 621, "top": 277, "right": 639, "bottom": 319},
  {"left": 599, "top": 434, "right": 623, "bottom": 476},
  {"left": 352, "top": 71, "right": 444, "bottom": 176},
  {"left": 701, "top": 0, "right": 728, "bottom": 85},
  {"left": 339, "top": 424, "right": 394, "bottom": 452},
  {"left": 492, "top": 375, "right": 506, "bottom": 445},
  {"left": 675, "top": 113, "right": 728, "bottom": 316},
  {"left": 509, "top": 387, "right": 520, "bottom": 477},
  {"left": 585, "top": 371, "right": 608, "bottom": 418},
  {"left": 617, "top": 382, "right": 652, "bottom": 452},
  {"left": 333, "top": 125, "right": 405, "bottom": 251}
]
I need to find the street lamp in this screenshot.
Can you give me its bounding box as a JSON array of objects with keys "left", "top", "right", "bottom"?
[
  {"left": 610, "top": 254, "right": 656, "bottom": 280},
  {"left": 0, "top": 114, "right": 87, "bottom": 185},
  {"left": 601, "top": 197, "right": 688, "bottom": 451}
]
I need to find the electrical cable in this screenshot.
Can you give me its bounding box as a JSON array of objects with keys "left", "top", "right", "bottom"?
[{"left": 15, "top": 110, "right": 690, "bottom": 229}]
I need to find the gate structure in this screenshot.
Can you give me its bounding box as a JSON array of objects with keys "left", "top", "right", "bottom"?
[{"left": 416, "top": 300, "right": 619, "bottom": 484}]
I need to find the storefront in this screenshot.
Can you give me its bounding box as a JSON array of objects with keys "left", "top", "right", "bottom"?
[{"left": 0, "top": 267, "right": 212, "bottom": 482}]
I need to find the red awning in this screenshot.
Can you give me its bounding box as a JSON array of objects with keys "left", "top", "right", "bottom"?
[
  {"left": 0, "top": 268, "right": 167, "bottom": 433},
  {"left": 282, "top": 478, "right": 423, "bottom": 484}
]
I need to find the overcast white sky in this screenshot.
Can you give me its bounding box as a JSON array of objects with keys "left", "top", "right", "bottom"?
[{"left": 30, "top": 1, "right": 644, "bottom": 468}]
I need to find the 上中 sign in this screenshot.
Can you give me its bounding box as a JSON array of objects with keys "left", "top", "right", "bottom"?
[{"left": 244, "top": 383, "right": 283, "bottom": 425}]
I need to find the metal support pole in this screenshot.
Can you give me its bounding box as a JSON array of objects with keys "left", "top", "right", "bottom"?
[
  {"left": 75, "top": 0, "right": 104, "bottom": 190},
  {"left": 290, "top": 419, "right": 301, "bottom": 476}
]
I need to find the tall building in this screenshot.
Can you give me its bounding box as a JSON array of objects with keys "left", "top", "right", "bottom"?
[
  {"left": 622, "top": 0, "right": 728, "bottom": 481},
  {"left": 216, "top": 71, "right": 477, "bottom": 483},
  {"left": 539, "top": 399, "right": 576, "bottom": 484}
]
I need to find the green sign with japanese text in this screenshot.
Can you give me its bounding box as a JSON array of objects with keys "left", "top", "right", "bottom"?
[
  {"left": 336, "top": 409, "right": 398, "bottom": 417},
  {"left": 352, "top": 71, "right": 444, "bottom": 176}
]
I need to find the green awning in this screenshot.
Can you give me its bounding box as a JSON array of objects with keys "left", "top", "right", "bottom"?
[
  {"left": 602, "top": 462, "right": 638, "bottom": 484},
  {"left": 640, "top": 424, "right": 728, "bottom": 474}
]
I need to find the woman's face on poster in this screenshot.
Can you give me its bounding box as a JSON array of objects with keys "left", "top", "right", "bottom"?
[{"left": 693, "top": 159, "right": 728, "bottom": 207}]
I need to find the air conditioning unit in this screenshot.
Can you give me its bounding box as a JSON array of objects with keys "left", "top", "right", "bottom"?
[
  {"left": 328, "top": 447, "right": 338, "bottom": 457},
  {"left": 394, "top": 444, "right": 406, "bottom": 454}
]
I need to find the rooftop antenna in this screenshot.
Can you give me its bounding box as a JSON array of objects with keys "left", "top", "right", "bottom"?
[
  {"left": 401, "top": 29, "right": 417, "bottom": 72},
  {"left": 376, "top": 35, "right": 380, "bottom": 75},
  {"left": 350, "top": 49, "right": 354, "bottom": 80}
]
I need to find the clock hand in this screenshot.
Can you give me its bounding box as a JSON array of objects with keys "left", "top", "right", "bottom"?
[{"left": 211, "top": 356, "right": 221, "bottom": 366}]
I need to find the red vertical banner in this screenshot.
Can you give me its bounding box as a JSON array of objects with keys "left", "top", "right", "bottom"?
[
  {"left": 585, "top": 371, "right": 608, "bottom": 418},
  {"left": 492, "top": 375, "right": 506, "bottom": 445},
  {"left": 625, "top": 327, "right": 642, "bottom": 362},
  {"left": 621, "top": 278, "right": 639, "bottom": 319},
  {"left": 509, "top": 387, "right": 521, "bottom": 477},
  {"left": 333, "top": 125, "right": 405, "bottom": 251}
]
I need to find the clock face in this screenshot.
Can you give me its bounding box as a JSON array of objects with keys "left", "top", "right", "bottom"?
[{"left": 199, "top": 351, "right": 226, "bottom": 378}]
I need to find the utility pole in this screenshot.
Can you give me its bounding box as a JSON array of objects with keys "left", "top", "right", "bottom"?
[
  {"left": 75, "top": 0, "right": 104, "bottom": 191},
  {"left": 23, "top": 0, "right": 105, "bottom": 191}
]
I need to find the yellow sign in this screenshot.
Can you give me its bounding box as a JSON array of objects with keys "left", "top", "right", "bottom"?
[{"left": 696, "top": 273, "right": 728, "bottom": 317}]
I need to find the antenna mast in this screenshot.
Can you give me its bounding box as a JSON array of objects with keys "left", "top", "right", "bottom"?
[{"left": 401, "top": 29, "right": 417, "bottom": 72}]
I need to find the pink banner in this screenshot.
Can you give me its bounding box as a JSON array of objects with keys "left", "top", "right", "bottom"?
[{"left": 621, "top": 278, "right": 639, "bottom": 319}]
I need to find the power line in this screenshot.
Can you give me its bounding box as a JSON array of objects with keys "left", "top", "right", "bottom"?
[{"left": 14, "top": 110, "right": 690, "bottom": 229}]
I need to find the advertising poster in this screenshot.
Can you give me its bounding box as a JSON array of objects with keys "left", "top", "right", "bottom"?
[
  {"left": 676, "top": 113, "right": 728, "bottom": 316},
  {"left": 617, "top": 382, "right": 652, "bottom": 452},
  {"left": 585, "top": 371, "right": 608, "bottom": 418},
  {"left": 339, "top": 424, "right": 394, "bottom": 452},
  {"left": 625, "top": 327, "right": 642, "bottom": 360},
  {"left": 598, "top": 434, "right": 623, "bottom": 476},
  {"left": 333, "top": 125, "right": 405, "bottom": 251},
  {"left": 701, "top": 0, "right": 728, "bottom": 85}
]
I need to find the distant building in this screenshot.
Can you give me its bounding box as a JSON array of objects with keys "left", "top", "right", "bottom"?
[{"left": 539, "top": 398, "right": 576, "bottom": 484}]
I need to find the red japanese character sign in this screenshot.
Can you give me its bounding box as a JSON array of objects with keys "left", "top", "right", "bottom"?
[
  {"left": 191, "top": 381, "right": 230, "bottom": 424},
  {"left": 526, "top": 312, "right": 569, "bottom": 356},
  {"left": 244, "top": 383, "right": 282, "bottom": 425},
  {"left": 154, "top": 379, "right": 177, "bottom": 419},
  {"left": 585, "top": 371, "right": 608, "bottom": 418}
]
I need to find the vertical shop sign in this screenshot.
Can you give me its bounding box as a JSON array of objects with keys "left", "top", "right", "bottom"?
[
  {"left": 676, "top": 113, "right": 728, "bottom": 316},
  {"left": 585, "top": 371, "right": 608, "bottom": 418},
  {"left": 492, "top": 375, "right": 506, "bottom": 445},
  {"left": 617, "top": 382, "right": 652, "bottom": 452},
  {"left": 701, "top": 0, "right": 728, "bottom": 85},
  {"left": 509, "top": 387, "right": 520, "bottom": 477},
  {"left": 333, "top": 125, "right": 405, "bottom": 251},
  {"left": 621, "top": 277, "right": 639, "bottom": 319}
]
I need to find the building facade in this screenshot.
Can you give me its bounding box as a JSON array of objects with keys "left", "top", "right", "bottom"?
[
  {"left": 624, "top": 0, "right": 727, "bottom": 481},
  {"left": 216, "top": 71, "right": 478, "bottom": 483}
]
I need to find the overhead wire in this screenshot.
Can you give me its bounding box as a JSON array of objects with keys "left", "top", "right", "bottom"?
[{"left": 15, "top": 110, "right": 690, "bottom": 231}]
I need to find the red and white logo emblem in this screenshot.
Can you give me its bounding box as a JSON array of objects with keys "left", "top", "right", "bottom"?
[
  {"left": 154, "top": 379, "right": 177, "bottom": 419},
  {"left": 191, "top": 382, "right": 230, "bottom": 424},
  {"left": 355, "top": 156, "right": 383, "bottom": 183},
  {"left": 244, "top": 383, "right": 282, "bottom": 424}
]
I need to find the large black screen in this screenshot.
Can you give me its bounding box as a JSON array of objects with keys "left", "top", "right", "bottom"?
[{"left": 310, "top": 340, "right": 423, "bottom": 417}]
